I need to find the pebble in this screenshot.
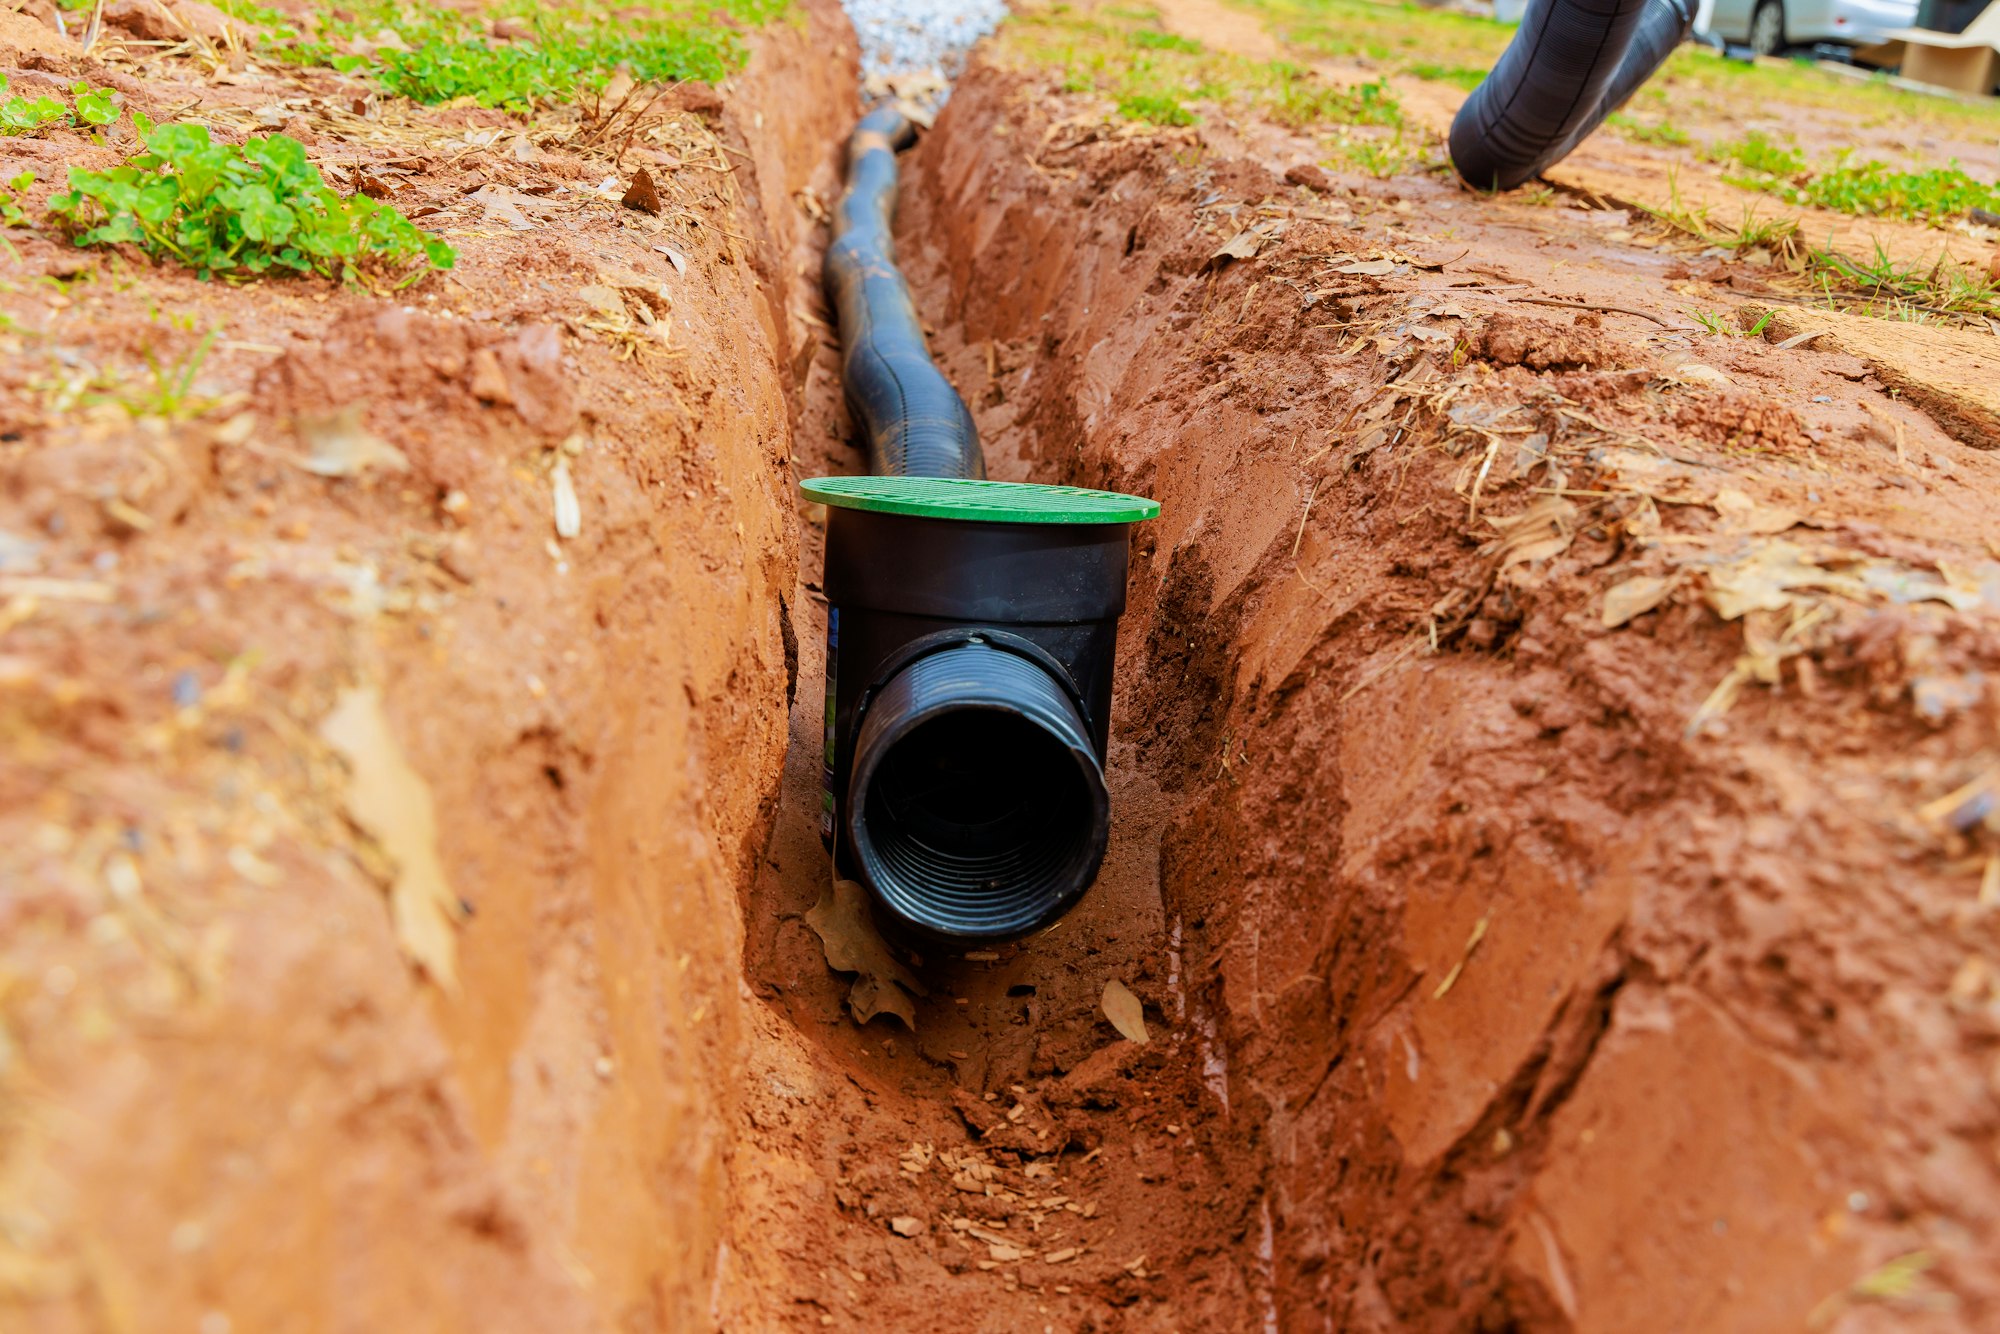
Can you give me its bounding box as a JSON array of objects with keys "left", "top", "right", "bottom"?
[{"left": 841, "top": 0, "right": 1007, "bottom": 97}]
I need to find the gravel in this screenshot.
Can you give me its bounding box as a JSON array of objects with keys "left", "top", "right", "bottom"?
[{"left": 841, "top": 0, "right": 1008, "bottom": 94}]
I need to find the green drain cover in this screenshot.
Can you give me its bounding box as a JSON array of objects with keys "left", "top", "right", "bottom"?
[{"left": 801, "top": 475, "right": 1159, "bottom": 525}]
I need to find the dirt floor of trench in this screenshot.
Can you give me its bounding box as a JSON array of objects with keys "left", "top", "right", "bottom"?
[{"left": 5, "top": 0, "right": 2000, "bottom": 1331}]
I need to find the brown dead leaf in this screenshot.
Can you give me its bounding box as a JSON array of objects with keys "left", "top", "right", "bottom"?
[
  {"left": 1336, "top": 257, "right": 1399, "bottom": 277},
  {"left": 299, "top": 405, "right": 409, "bottom": 478},
  {"left": 575, "top": 284, "right": 626, "bottom": 318},
  {"left": 621, "top": 167, "right": 662, "bottom": 215},
  {"left": 321, "top": 686, "right": 465, "bottom": 991},
  {"left": 1601, "top": 574, "right": 1678, "bottom": 628},
  {"left": 472, "top": 184, "right": 537, "bottom": 231},
  {"left": 1485, "top": 496, "right": 1577, "bottom": 568},
  {"left": 1101, "top": 978, "right": 1149, "bottom": 1044},
  {"left": 1712, "top": 486, "right": 1801, "bottom": 535},
  {"left": 1210, "top": 229, "right": 1267, "bottom": 263},
  {"left": 1702, "top": 541, "right": 1842, "bottom": 620},
  {"left": 806, "top": 877, "right": 928, "bottom": 1028}
]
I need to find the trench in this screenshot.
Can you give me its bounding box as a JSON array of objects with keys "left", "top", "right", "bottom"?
[
  {"left": 722, "top": 49, "right": 1552, "bottom": 1334},
  {"left": 717, "top": 12, "right": 2000, "bottom": 1324},
  {"left": 6, "top": 0, "right": 1991, "bottom": 1326}
]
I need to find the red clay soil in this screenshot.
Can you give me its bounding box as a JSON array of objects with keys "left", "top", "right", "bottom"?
[
  {"left": 869, "top": 51, "right": 2000, "bottom": 1333},
  {"left": 0, "top": 0, "right": 854, "bottom": 1327},
  {"left": 8, "top": 1, "right": 2000, "bottom": 1331}
]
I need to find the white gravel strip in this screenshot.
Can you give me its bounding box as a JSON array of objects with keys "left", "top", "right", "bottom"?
[{"left": 842, "top": 0, "right": 1008, "bottom": 90}]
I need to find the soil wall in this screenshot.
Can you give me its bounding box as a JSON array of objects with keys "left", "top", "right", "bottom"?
[
  {"left": 0, "top": 4, "right": 855, "bottom": 1329},
  {"left": 891, "top": 59, "right": 2000, "bottom": 1331}
]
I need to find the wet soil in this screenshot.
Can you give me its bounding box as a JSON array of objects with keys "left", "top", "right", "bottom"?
[{"left": 6, "top": 1, "right": 2000, "bottom": 1331}]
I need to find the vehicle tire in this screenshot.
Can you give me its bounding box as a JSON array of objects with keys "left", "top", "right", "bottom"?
[{"left": 1749, "top": 0, "right": 1786, "bottom": 55}]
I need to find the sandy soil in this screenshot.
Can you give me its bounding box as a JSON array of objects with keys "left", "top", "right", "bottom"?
[{"left": 5, "top": 0, "right": 2000, "bottom": 1330}]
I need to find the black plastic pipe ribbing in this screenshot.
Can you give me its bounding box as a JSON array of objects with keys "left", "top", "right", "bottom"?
[
  {"left": 816, "top": 108, "right": 1150, "bottom": 945},
  {"left": 824, "top": 106, "right": 984, "bottom": 480},
  {"left": 1450, "top": 0, "right": 1695, "bottom": 192}
]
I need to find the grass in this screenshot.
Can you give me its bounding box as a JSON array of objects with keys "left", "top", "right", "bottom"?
[
  {"left": 1235, "top": 0, "right": 2000, "bottom": 139},
  {"left": 49, "top": 119, "right": 453, "bottom": 285},
  {"left": 1609, "top": 112, "right": 1690, "bottom": 147},
  {"left": 1688, "top": 308, "right": 1773, "bottom": 337},
  {"left": 1704, "top": 131, "right": 2000, "bottom": 223},
  {"left": 1641, "top": 173, "right": 2000, "bottom": 321},
  {"left": 1000, "top": 3, "right": 1410, "bottom": 135},
  {"left": 1406, "top": 63, "right": 1484, "bottom": 91},
  {"left": 266, "top": 0, "right": 791, "bottom": 111}
]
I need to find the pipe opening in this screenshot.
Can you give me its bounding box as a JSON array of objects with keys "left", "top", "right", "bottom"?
[{"left": 847, "top": 645, "right": 1109, "bottom": 941}]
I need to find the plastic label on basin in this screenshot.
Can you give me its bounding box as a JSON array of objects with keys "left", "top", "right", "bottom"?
[{"left": 801, "top": 475, "right": 1160, "bottom": 524}]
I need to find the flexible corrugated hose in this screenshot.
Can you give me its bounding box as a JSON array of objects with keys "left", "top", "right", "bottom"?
[
  {"left": 1451, "top": 0, "right": 1695, "bottom": 192},
  {"left": 823, "top": 105, "right": 985, "bottom": 480}
]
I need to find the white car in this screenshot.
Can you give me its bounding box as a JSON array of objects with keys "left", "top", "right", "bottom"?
[{"left": 1706, "top": 0, "right": 1920, "bottom": 56}]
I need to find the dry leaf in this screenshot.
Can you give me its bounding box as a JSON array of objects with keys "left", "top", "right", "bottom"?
[
  {"left": 299, "top": 405, "right": 409, "bottom": 477},
  {"left": 1210, "top": 229, "right": 1267, "bottom": 263},
  {"left": 1703, "top": 541, "right": 1840, "bottom": 620},
  {"left": 472, "top": 184, "right": 536, "bottom": 231},
  {"left": 1336, "top": 257, "right": 1398, "bottom": 277},
  {"left": 653, "top": 244, "right": 688, "bottom": 276},
  {"left": 1101, "top": 979, "right": 1149, "bottom": 1044},
  {"left": 575, "top": 283, "right": 626, "bottom": 318},
  {"left": 1486, "top": 496, "right": 1577, "bottom": 568},
  {"left": 621, "top": 166, "right": 662, "bottom": 215},
  {"left": 1661, "top": 358, "right": 1734, "bottom": 389},
  {"left": 1601, "top": 574, "right": 1677, "bottom": 628},
  {"left": 1712, "top": 486, "right": 1801, "bottom": 535},
  {"left": 321, "top": 686, "right": 465, "bottom": 990},
  {"left": 806, "top": 877, "right": 928, "bottom": 1028},
  {"left": 551, "top": 458, "right": 581, "bottom": 539}
]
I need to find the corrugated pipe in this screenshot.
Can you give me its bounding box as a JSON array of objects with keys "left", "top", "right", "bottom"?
[
  {"left": 816, "top": 107, "right": 1136, "bottom": 945},
  {"left": 1451, "top": 0, "right": 1695, "bottom": 192}
]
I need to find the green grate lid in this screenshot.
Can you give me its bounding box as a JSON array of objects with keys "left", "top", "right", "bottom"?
[{"left": 801, "top": 475, "right": 1159, "bottom": 525}]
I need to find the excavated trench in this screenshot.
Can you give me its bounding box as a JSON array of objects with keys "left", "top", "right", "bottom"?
[
  {"left": 6, "top": 1, "right": 1997, "bottom": 1329},
  {"left": 723, "top": 36, "right": 2000, "bottom": 1334}
]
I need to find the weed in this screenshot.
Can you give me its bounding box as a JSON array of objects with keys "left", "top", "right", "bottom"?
[
  {"left": 1406, "top": 62, "right": 1485, "bottom": 91},
  {"left": 1705, "top": 129, "right": 1805, "bottom": 178},
  {"left": 1118, "top": 91, "right": 1195, "bottom": 125},
  {"left": 1608, "top": 112, "right": 1689, "bottom": 146},
  {"left": 1275, "top": 76, "right": 1402, "bottom": 129},
  {"left": 273, "top": 0, "right": 789, "bottom": 112},
  {"left": 1130, "top": 29, "right": 1202, "bottom": 53},
  {"left": 108, "top": 326, "right": 223, "bottom": 421},
  {"left": 49, "top": 120, "right": 453, "bottom": 285},
  {"left": 0, "top": 170, "right": 33, "bottom": 227},
  {"left": 1687, "top": 307, "right": 1772, "bottom": 337},
  {"left": 1, "top": 90, "right": 66, "bottom": 135},
  {"left": 1, "top": 80, "right": 123, "bottom": 135},
  {"left": 1339, "top": 127, "right": 1428, "bottom": 178}
]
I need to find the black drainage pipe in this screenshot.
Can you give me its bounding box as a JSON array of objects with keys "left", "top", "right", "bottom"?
[
  {"left": 811, "top": 108, "right": 1156, "bottom": 946},
  {"left": 1450, "top": 0, "right": 1694, "bottom": 192},
  {"left": 824, "top": 106, "right": 984, "bottom": 480}
]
